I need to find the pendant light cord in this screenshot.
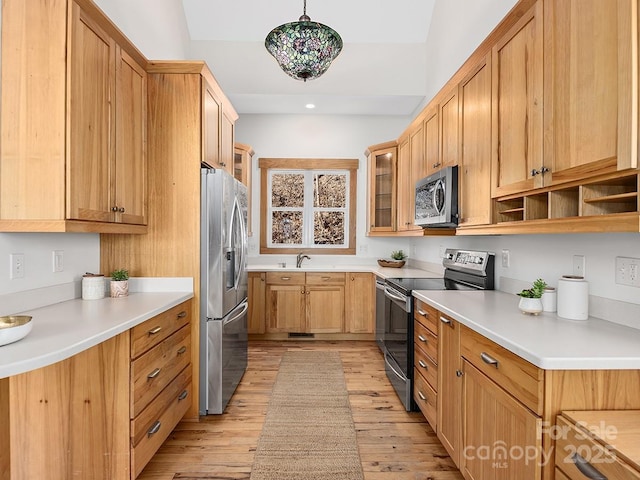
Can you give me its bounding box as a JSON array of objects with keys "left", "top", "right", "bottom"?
[{"left": 303, "top": 0, "right": 307, "bottom": 16}]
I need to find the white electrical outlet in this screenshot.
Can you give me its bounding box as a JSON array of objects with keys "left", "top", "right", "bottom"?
[
  {"left": 501, "top": 249, "right": 510, "bottom": 268},
  {"left": 10, "top": 253, "right": 24, "bottom": 279},
  {"left": 573, "top": 255, "right": 586, "bottom": 277},
  {"left": 615, "top": 256, "right": 640, "bottom": 287},
  {"left": 53, "top": 250, "right": 64, "bottom": 272}
]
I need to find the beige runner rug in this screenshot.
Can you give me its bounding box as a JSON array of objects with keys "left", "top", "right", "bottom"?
[{"left": 250, "top": 350, "right": 365, "bottom": 480}]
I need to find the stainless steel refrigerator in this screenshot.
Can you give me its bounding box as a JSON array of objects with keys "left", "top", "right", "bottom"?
[{"left": 199, "top": 167, "right": 248, "bottom": 415}]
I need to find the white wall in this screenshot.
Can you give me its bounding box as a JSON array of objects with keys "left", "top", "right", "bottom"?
[{"left": 236, "top": 114, "right": 414, "bottom": 262}]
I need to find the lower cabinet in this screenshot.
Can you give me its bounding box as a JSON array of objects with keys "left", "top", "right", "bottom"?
[
  {"left": 250, "top": 271, "right": 374, "bottom": 336},
  {"left": 0, "top": 299, "right": 193, "bottom": 480},
  {"left": 438, "top": 312, "right": 462, "bottom": 467}
]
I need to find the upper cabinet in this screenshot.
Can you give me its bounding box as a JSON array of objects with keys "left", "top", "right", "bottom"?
[
  {"left": 439, "top": 87, "right": 460, "bottom": 173},
  {"left": 0, "top": 0, "right": 148, "bottom": 233},
  {"left": 366, "top": 141, "right": 397, "bottom": 234},
  {"left": 543, "top": 0, "right": 637, "bottom": 185},
  {"left": 234, "top": 143, "right": 254, "bottom": 236},
  {"left": 423, "top": 105, "right": 440, "bottom": 177},
  {"left": 491, "top": 0, "right": 543, "bottom": 198}
]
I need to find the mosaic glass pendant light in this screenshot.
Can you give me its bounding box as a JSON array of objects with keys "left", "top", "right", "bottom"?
[{"left": 265, "top": 0, "right": 343, "bottom": 81}]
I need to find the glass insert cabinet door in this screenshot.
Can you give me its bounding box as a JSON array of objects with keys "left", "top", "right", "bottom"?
[{"left": 367, "top": 144, "right": 397, "bottom": 233}]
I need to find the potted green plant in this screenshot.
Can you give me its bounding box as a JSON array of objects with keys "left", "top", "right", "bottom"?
[
  {"left": 110, "top": 268, "right": 129, "bottom": 298},
  {"left": 378, "top": 250, "right": 407, "bottom": 268},
  {"left": 517, "top": 278, "right": 546, "bottom": 315}
]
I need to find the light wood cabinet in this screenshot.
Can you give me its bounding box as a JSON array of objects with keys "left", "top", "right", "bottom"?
[
  {"left": 248, "top": 272, "right": 266, "bottom": 334},
  {"left": 491, "top": 0, "right": 543, "bottom": 198},
  {"left": 266, "top": 272, "right": 345, "bottom": 333},
  {"left": 439, "top": 87, "right": 459, "bottom": 171},
  {"left": 543, "top": 0, "right": 637, "bottom": 187},
  {"left": 345, "top": 273, "right": 375, "bottom": 334},
  {"left": 366, "top": 141, "right": 397, "bottom": 234},
  {"left": 459, "top": 54, "right": 492, "bottom": 227},
  {"left": 221, "top": 109, "right": 235, "bottom": 176},
  {"left": 423, "top": 105, "right": 440, "bottom": 176},
  {"left": 413, "top": 299, "right": 439, "bottom": 430},
  {"left": 234, "top": 143, "right": 254, "bottom": 236},
  {"left": 101, "top": 61, "right": 238, "bottom": 419},
  {"left": 438, "top": 313, "right": 462, "bottom": 467},
  {"left": 0, "top": 0, "right": 147, "bottom": 233},
  {"left": 396, "top": 137, "right": 414, "bottom": 232}
]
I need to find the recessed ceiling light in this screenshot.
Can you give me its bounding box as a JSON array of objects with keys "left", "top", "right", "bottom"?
[{"left": 305, "top": 103, "right": 316, "bottom": 109}]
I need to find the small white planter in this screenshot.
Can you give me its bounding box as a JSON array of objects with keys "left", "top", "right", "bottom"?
[
  {"left": 518, "top": 297, "right": 543, "bottom": 315},
  {"left": 110, "top": 280, "right": 129, "bottom": 298}
]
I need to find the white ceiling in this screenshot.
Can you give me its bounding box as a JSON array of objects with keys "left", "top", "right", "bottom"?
[{"left": 180, "top": 0, "right": 436, "bottom": 116}]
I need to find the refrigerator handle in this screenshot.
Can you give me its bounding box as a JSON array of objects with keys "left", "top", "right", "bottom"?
[
  {"left": 223, "top": 300, "right": 248, "bottom": 326},
  {"left": 229, "top": 197, "right": 245, "bottom": 290}
]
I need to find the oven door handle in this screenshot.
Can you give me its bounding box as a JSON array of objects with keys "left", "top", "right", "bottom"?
[
  {"left": 384, "top": 286, "right": 406, "bottom": 304},
  {"left": 384, "top": 352, "right": 406, "bottom": 381}
]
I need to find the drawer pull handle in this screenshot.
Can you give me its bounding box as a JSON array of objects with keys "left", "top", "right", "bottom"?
[
  {"left": 177, "top": 311, "right": 187, "bottom": 318},
  {"left": 178, "top": 390, "right": 188, "bottom": 401},
  {"left": 321, "top": 276, "right": 331, "bottom": 280},
  {"left": 480, "top": 352, "right": 499, "bottom": 368},
  {"left": 418, "top": 335, "right": 427, "bottom": 343},
  {"left": 418, "top": 360, "right": 428, "bottom": 369},
  {"left": 440, "top": 316, "right": 453, "bottom": 326},
  {"left": 148, "top": 326, "right": 162, "bottom": 335},
  {"left": 281, "top": 276, "right": 291, "bottom": 281},
  {"left": 571, "top": 453, "right": 607, "bottom": 480},
  {"left": 147, "top": 421, "right": 161, "bottom": 437},
  {"left": 417, "top": 391, "right": 426, "bottom": 401},
  {"left": 147, "top": 368, "right": 161, "bottom": 379},
  {"left": 177, "top": 346, "right": 187, "bottom": 355},
  {"left": 417, "top": 309, "right": 428, "bottom": 317}
]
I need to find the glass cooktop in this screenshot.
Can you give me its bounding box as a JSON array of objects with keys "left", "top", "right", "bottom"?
[{"left": 385, "top": 277, "right": 480, "bottom": 295}]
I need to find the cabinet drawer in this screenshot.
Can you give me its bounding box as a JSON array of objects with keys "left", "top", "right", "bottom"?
[
  {"left": 555, "top": 416, "right": 640, "bottom": 480},
  {"left": 131, "top": 325, "right": 191, "bottom": 417},
  {"left": 131, "top": 367, "right": 192, "bottom": 478},
  {"left": 414, "top": 342, "right": 437, "bottom": 391},
  {"left": 131, "top": 300, "right": 190, "bottom": 359},
  {"left": 131, "top": 364, "right": 192, "bottom": 447},
  {"left": 266, "top": 272, "right": 305, "bottom": 284},
  {"left": 461, "top": 325, "right": 543, "bottom": 415},
  {"left": 305, "top": 272, "right": 346, "bottom": 285},
  {"left": 414, "top": 299, "right": 438, "bottom": 334},
  {"left": 414, "top": 321, "right": 438, "bottom": 364},
  {"left": 414, "top": 368, "right": 437, "bottom": 430}
]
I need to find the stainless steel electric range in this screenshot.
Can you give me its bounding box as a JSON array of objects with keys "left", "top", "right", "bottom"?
[{"left": 380, "top": 248, "right": 495, "bottom": 411}]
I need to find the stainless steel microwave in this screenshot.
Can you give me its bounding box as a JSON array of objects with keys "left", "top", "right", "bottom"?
[{"left": 414, "top": 165, "right": 459, "bottom": 227}]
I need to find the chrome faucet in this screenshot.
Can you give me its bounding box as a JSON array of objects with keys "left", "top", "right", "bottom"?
[{"left": 296, "top": 253, "right": 311, "bottom": 268}]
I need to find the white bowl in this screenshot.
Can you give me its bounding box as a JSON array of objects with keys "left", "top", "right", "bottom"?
[{"left": 0, "top": 315, "right": 33, "bottom": 346}]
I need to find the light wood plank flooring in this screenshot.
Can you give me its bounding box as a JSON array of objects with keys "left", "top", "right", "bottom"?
[{"left": 138, "top": 341, "right": 462, "bottom": 480}]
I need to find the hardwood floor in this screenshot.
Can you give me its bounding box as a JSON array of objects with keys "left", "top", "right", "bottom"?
[{"left": 138, "top": 341, "right": 463, "bottom": 480}]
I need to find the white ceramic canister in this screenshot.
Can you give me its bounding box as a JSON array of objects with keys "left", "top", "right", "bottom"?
[
  {"left": 556, "top": 275, "right": 589, "bottom": 320},
  {"left": 82, "top": 274, "right": 105, "bottom": 300},
  {"left": 541, "top": 287, "right": 557, "bottom": 312}
]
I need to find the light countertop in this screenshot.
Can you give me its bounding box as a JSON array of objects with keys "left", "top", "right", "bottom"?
[
  {"left": 0, "top": 278, "right": 193, "bottom": 379},
  {"left": 248, "top": 263, "right": 443, "bottom": 279},
  {"left": 413, "top": 289, "right": 640, "bottom": 370}
]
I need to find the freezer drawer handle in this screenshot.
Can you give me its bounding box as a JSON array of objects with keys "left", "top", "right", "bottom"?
[
  {"left": 148, "top": 326, "right": 162, "bottom": 335},
  {"left": 177, "top": 311, "right": 187, "bottom": 319},
  {"left": 571, "top": 453, "right": 607, "bottom": 480},
  {"left": 177, "top": 346, "right": 187, "bottom": 355},
  {"left": 178, "top": 390, "right": 188, "bottom": 401},
  {"left": 418, "top": 360, "right": 428, "bottom": 369},
  {"left": 147, "top": 421, "right": 161, "bottom": 437},
  {"left": 147, "top": 368, "right": 162, "bottom": 379},
  {"left": 480, "top": 352, "right": 499, "bottom": 368},
  {"left": 418, "top": 335, "right": 427, "bottom": 343},
  {"left": 417, "top": 391, "right": 427, "bottom": 401}
]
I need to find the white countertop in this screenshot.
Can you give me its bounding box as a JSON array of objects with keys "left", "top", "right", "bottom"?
[
  {"left": 0, "top": 280, "right": 193, "bottom": 379},
  {"left": 413, "top": 290, "right": 640, "bottom": 370},
  {"left": 248, "top": 263, "right": 443, "bottom": 279}
]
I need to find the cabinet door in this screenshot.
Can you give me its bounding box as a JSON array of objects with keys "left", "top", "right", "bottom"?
[
  {"left": 203, "top": 78, "right": 221, "bottom": 169},
  {"left": 437, "top": 314, "right": 462, "bottom": 468},
  {"left": 491, "top": 1, "right": 543, "bottom": 197},
  {"left": 115, "top": 48, "right": 147, "bottom": 225},
  {"left": 68, "top": 2, "right": 115, "bottom": 222},
  {"left": 459, "top": 55, "right": 492, "bottom": 227},
  {"left": 462, "top": 360, "right": 542, "bottom": 480},
  {"left": 266, "top": 284, "right": 305, "bottom": 332},
  {"left": 367, "top": 146, "right": 397, "bottom": 233},
  {"left": 221, "top": 109, "right": 235, "bottom": 176},
  {"left": 544, "top": 0, "right": 637, "bottom": 185},
  {"left": 248, "top": 272, "right": 266, "bottom": 334},
  {"left": 345, "top": 273, "right": 374, "bottom": 333},
  {"left": 423, "top": 105, "right": 440, "bottom": 176},
  {"left": 440, "top": 87, "right": 459, "bottom": 169},
  {"left": 306, "top": 285, "right": 344, "bottom": 333},
  {"left": 396, "top": 138, "right": 413, "bottom": 231}
]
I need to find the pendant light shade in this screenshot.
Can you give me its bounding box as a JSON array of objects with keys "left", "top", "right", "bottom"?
[{"left": 265, "top": 0, "right": 343, "bottom": 81}]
